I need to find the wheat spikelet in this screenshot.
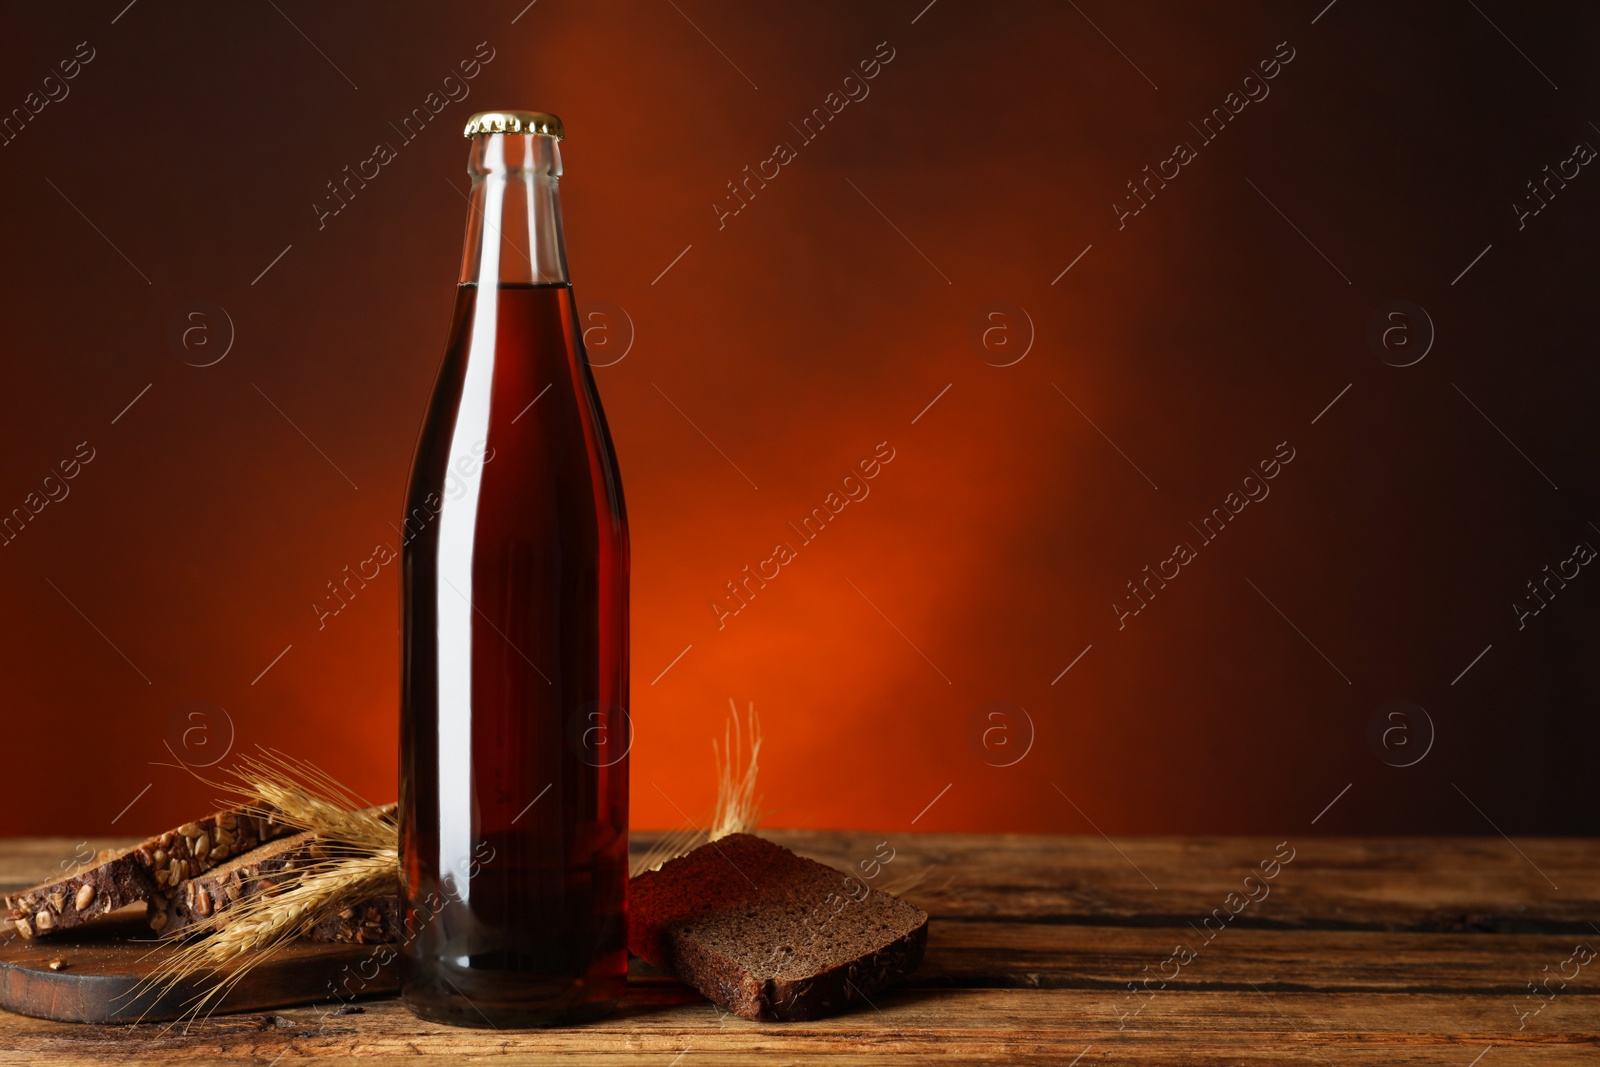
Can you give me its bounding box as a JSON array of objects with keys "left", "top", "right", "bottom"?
[
  {"left": 710, "top": 699, "right": 763, "bottom": 841},
  {"left": 135, "top": 748, "right": 399, "bottom": 1027},
  {"left": 224, "top": 749, "right": 397, "bottom": 853},
  {"left": 144, "top": 706, "right": 765, "bottom": 1022},
  {"left": 199, "top": 851, "right": 397, "bottom": 962},
  {"left": 631, "top": 700, "right": 763, "bottom": 877},
  {"left": 137, "top": 850, "right": 399, "bottom": 1029}
]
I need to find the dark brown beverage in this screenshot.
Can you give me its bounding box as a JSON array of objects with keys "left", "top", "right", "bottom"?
[{"left": 399, "top": 112, "right": 629, "bottom": 1028}]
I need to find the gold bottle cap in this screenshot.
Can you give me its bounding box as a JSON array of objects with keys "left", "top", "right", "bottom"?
[{"left": 463, "top": 110, "right": 564, "bottom": 140}]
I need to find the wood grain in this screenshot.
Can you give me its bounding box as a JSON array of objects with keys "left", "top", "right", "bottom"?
[
  {"left": 2, "top": 833, "right": 1596, "bottom": 1063},
  {"left": 0, "top": 916, "right": 399, "bottom": 1023},
  {"left": 0, "top": 991, "right": 1593, "bottom": 1064}
]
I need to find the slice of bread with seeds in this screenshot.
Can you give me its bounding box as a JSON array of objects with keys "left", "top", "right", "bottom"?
[{"left": 4, "top": 808, "right": 291, "bottom": 938}]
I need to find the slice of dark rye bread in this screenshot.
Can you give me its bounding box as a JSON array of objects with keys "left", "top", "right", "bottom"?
[
  {"left": 164, "top": 829, "right": 402, "bottom": 943},
  {"left": 306, "top": 895, "right": 402, "bottom": 944},
  {"left": 628, "top": 833, "right": 929, "bottom": 1021},
  {"left": 3, "top": 809, "right": 291, "bottom": 938},
  {"left": 163, "top": 829, "right": 327, "bottom": 936}
]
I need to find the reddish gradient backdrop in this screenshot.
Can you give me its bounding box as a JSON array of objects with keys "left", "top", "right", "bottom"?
[{"left": 1, "top": 2, "right": 1596, "bottom": 838}]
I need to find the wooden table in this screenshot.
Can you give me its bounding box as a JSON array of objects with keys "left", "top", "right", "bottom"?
[{"left": 1, "top": 831, "right": 1596, "bottom": 1063}]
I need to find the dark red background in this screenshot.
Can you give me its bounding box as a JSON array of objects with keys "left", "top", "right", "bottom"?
[{"left": 0, "top": 1, "right": 1595, "bottom": 838}]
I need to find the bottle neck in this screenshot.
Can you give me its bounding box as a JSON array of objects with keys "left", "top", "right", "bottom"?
[{"left": 458, "top": 133, "right": 569, "bottom": 286}]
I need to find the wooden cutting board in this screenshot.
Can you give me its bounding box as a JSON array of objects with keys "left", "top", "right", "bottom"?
[{"left": 0, "top": 915, "right": 397, "bottom": 1023}]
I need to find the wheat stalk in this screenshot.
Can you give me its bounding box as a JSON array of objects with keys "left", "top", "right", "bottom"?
[
  {"left": 141, "top": 850, "right": 399, "bottom": 1027},
  {"left": 135, "top": 748, "right": 399, "bottom": 1027},
  {"left": 144, "top": 704, "right": 764, "bottom": 1023},
  {"left": 629, "top": 823, "right": 701, "bottom": 879},
  {"left": 196, "top": 851, "right": 397, "bottom": 961}
]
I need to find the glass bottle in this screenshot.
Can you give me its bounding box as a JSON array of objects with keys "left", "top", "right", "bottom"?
[{"left": 399, "top": 110, "right": 630, "bottom": 1027}]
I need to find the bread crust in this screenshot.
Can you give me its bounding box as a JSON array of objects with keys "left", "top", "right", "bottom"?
[
  {"left": 162, "top": 829, "right": 327, "bottom": 936},
  {"left": 629, "top": 833, "right": 929, "bottom": 1021},
  {"left": 4, "top": 809, "right": 290, "bottom": 938}
]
